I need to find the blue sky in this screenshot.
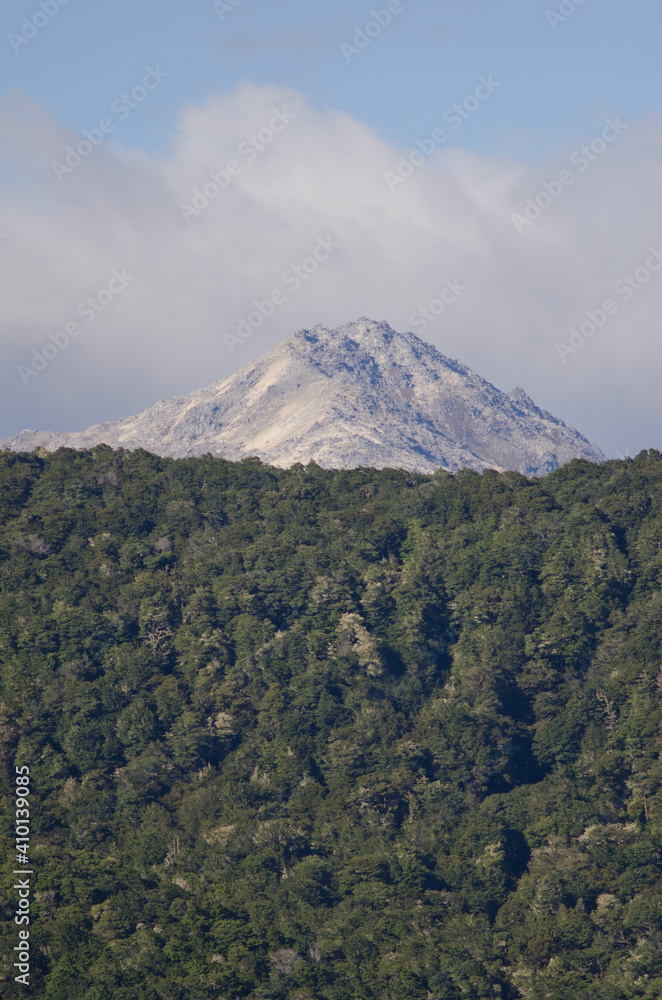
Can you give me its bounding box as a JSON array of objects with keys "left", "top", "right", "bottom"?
[
  {"left": 3, "top": 0, "right": 661, "bottom": 160},
  {"left": 1, "top": 0, "right": 661, "bottom": 459}
]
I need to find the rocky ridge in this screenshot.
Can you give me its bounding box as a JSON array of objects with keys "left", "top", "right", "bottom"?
[{"left": 1, "top": 318, "right": 604, "bottom": 475}]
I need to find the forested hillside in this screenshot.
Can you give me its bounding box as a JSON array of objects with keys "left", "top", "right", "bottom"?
[{"left": 0, "top": 446, "right": 661, "bottom": 999}]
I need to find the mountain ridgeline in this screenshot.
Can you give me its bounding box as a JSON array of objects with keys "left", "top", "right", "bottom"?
[
  {"left": 0, "top": 319, "right": 604, "bottom": 476},
  {"left": 0, "top": 446, "right": 661, "bottom": 999}
]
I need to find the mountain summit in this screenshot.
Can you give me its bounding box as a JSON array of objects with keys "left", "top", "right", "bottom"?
[{"left": 2, "top": 319, "right": 604, "bottom": 474}]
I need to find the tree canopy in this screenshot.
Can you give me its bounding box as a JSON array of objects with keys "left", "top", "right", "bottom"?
[{"left": 0, "top": 446, "right": 661, "bottom": 998}]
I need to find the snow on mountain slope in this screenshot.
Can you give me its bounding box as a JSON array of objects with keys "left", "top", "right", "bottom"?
[{"left": 1, "top": 318, "right": 604, "bottom": 475}]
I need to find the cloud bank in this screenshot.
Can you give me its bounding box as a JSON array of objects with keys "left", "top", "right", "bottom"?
[{"left": 1, "top": 82, "right": 661, "bottom": 458}]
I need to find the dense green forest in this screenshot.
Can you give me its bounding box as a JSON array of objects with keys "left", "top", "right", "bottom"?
[{"left": 0, "top": 445, "right": 661, "bottom": 999}]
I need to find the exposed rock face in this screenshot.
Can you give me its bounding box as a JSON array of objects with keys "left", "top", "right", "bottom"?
[{"left": 1, "top": 318, "right": 604, "bottom": 475}]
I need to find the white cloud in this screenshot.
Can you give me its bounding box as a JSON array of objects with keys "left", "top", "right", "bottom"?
[{"left": 1, "top": 82, "right": 661, "bottom": 459}]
